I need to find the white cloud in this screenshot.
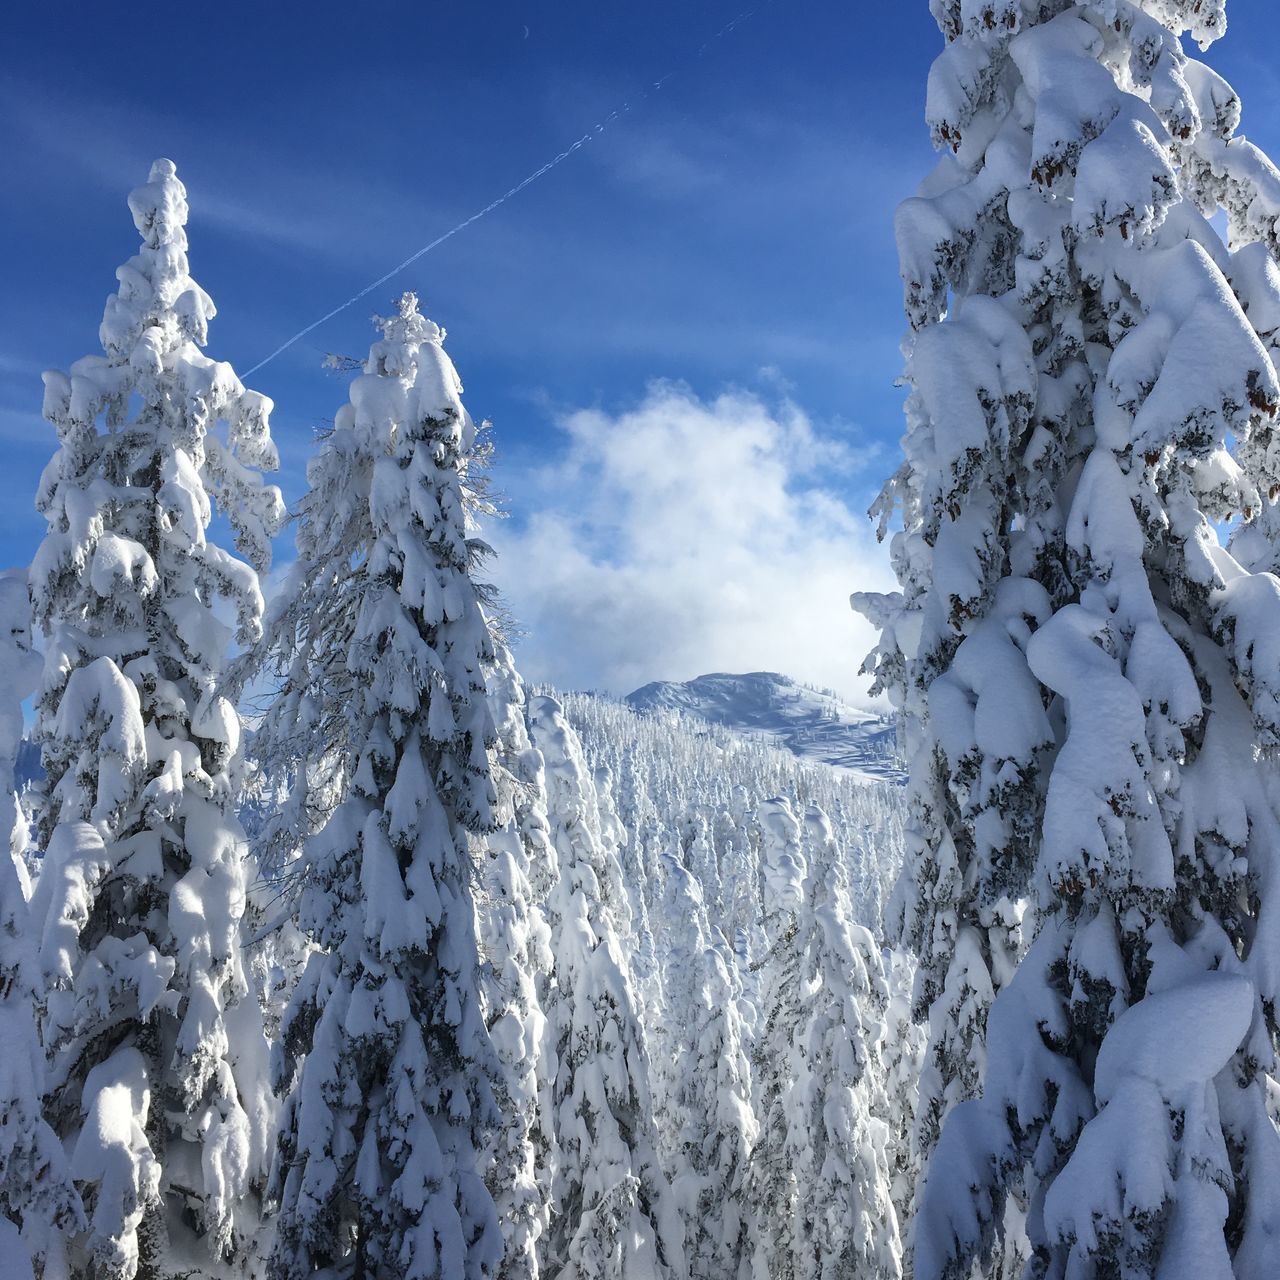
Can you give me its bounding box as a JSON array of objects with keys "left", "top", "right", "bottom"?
[{"left": 487, "top": 380, "right": 895, "bottom": 704}]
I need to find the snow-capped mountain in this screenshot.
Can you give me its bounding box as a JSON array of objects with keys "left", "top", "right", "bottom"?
[{"left": 625, "top": 671, "right": 903, "bottom": 783}]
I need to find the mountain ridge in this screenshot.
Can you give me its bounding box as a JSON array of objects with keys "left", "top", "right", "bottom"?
[{"left": 625, "top": 670, "right": 904, "bottom": 784}]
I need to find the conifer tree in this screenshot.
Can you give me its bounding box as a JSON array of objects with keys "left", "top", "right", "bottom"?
[
  {"left": 793, "top": 807, "right": 900, "bottom": 1280},
  {"left": 262, "top": 294, "right": 503, "bottom": 1280},
  {"left": 693, "top": 932, "right": 756, "bottom": 1280},
  {"left": 0, "top": 571, "right": 41, "bottom": 883},
  {"left": 479, "top": 643, "right": 556, "bottom": 1280},
  {"left": 0, "top": 571, "right": 84, "bottom": 1275},
  {"left": 651, "top": 853, "right": 706, "bottom": 1200},
  {"left": 858, "top": 4, "right": 1280, "bottom": 1273},
  {"left": 654, "top": 854, "right": 756, "bottom": 1280},
  {"left": 686, "top": 816, "right": 724, "bottom": 922},
  {"left": 720, "top": 825, "right": 765, "bottom": 983},
  {"left": 618, "top": 794, "right": 664, "bottom": 1021},
  {"left": 529, "top": 695, "right": 685, "bottom": 1280},
  {"left": 879, "top": 950, "right": 926, "bottom": 1243},
  {"left": 29, "top": 158, "right": 282, "bottom": 1278},
  {"left": 746, "top": 798, "right": 807, "bottom": 1280}
]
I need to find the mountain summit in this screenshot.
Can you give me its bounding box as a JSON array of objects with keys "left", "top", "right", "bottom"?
[{"left": 625, "top": 671, "right": 902, "bottom": 783}]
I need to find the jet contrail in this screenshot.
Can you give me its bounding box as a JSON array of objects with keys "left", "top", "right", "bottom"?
[{"left": 243, "top": 3, "right": 771, "bottom": 377}]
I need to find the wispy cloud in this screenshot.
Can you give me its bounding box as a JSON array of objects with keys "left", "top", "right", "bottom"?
[
  {"left": 0, "top": 76, "right": 446, "bottom": 259},
  {"left": 0, "top": 355, "right": 46, "bottom": 378}
]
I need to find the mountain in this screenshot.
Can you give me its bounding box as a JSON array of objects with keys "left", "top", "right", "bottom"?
[{"left": 625, "top": 671, "right": 904, "bottom": 784}]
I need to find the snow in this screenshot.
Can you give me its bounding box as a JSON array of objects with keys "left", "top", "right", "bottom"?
[
  {"left": 626, "top": 671, "right": 903, "bottom": 783},
  {"left": 864, "top": 3, "right": 1280, "bottom": 1276},
  {"left": 0, "top": 573, "right": 40, "bottom": 851},
  {"left": 252, "top": 293, "right": 504, "bottom": 1280},
  {"left": 1042, "top": 1076, "right": 1177, "bottom": 1254},
  {"left": 1093, "top": 972, "right": 1252, "bottom": 1104},
  {"left": 563, "top": 685, "right": 907, "bottom": 937},
  {"left": 758, "top": 796, "right": 806, "bottom": 916},
  {"left": 9, "top": 3, "right": 1280, "bottom": 1276},
  {"left": 28, "top": 158, "right": 282, "bottom": 1277},
  {"left": 71, "top": 1049, "right": 159, "bottom": 1280},
  {"left": 0, "top": 575, "right": 84, "bottom": 1267},
  {"left": 1043, "top": 968, "right": 1252, "bottom": 1273},
  {"left": 0, "top": 1218, "right": 35, "bottom": 1280}
]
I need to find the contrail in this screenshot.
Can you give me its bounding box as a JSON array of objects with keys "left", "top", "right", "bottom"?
[{"left": 243, "top": 3, "right": 771, "bottom": 377}]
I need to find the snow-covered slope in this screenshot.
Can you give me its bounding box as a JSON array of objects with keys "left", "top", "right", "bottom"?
[
  {"left": 557, "top": 686, "right": 906, "bottom": 936},
  {"left": 625, "top": 671, "right": 903, "bottom": 783}
]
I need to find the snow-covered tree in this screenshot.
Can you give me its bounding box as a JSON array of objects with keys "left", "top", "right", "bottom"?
[
  {"left": 232, "top": 354, "right": 373, "bottom": 883},
  {"left": 478, "top": 643, "right": 556, "bottom": 1280},
  {"left": 651, "top": 854, "right": 707, "bottom": 1205},
  {"left": 29, "top": 158, "right": 282, "bottom": 1279},
  {"left": 720, "top": 828, "right": 764, "bottom": 982},
  {"left": 1, "top": 572, "right": 41, "bottom": 875},
  {"left": 684, "top": 816, "right": 724, "bottom": 922},
  {"left": 689, "top": 931, "right": 756, "bottom": 1280},
  {"left": 555, "top": 692, "right": 904, "bottom": 957},
  {"left": 746, "top": 798, "right": 807, "bottom": 1280},
  {"left": 652, "top": 854, "right": 756, "bottom": 1280},
  {"left": 858, "top": 4, "right": 1280, "bottom": 1274},
  {"left": 538, "top": 691, "right": 910, "bottom": 1278},
  {"left": 529, "top": 695, "right": 685, "bottom": 1280},
  {"left": 0, "top": 570, "right": 84, "bottom": 1275},
  {"left": 261, "top": 293, "right": 504, "bottom": 1280},
  {"left": 610, "top": 777, "right": 663, "bottom": 1026},
  {"left": 792, "top": 807, "right": 900, "bottom": 1280},
  {"left": 879, "top": 949, "right": 926, "bottom": 1241}
]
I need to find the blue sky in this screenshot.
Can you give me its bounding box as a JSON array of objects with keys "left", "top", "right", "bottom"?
[{"left": 4, "top": 2, "right": 1280, "bottom": 698}]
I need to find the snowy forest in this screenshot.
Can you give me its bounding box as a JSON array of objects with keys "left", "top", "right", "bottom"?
[{"left": 6, "top": 0, "right": 1280, "bottom": 1278}]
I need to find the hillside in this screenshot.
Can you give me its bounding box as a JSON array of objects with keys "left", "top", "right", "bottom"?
[
  {"left": 558, "top": 684, "right": 906, "bottom": 935},
  {"left": 625, "top": 670, "right": 903, "bottom": 783}
]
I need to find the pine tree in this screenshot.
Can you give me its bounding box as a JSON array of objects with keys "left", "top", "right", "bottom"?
[
  {"left": 792, "top": 807, "right": 900, "bottom": 1280},
  {"left": 653, "top": 854, "right": 756, "bottom": 1280},
  {"left": 479, "top": 643, "right": 556, "bottom": 1280},
  {"left": 529, "top": 695, "right": 686, "bottom": 1280},
  {"left": 651, "top": 853, "right": 705, "bottom": 1208},
  {"left": 261, "top": 293, "right": 504, "bottom": 1280},
  {"left": 0, "top": 571, "right": 41, "bottom": 888},
  {"left": 615, "top": 783, "right": 664, "bottom": 1024},
  {"left": 0, "top": 571, "right": 84, "bottom": 1274},
  {"left": 29, "top": 158, "right": 282, "bottom": 1279},
  {"left": 746, "top": 798, "right": 807, "bottom": 1280},
  {"left": 685, "top": 816, "right": 724, "bottom": 922},
  {"left": 232, "top": 339, "right": 374, "bottom": 883},
  {"left": 719, "top": 796, "right": 766, "bottom": 985},
  {"left": 858, "top": 4, "right": 1280, "bottom": 1274},
  {"left": 879, "top": 949, "right": 926, "bottom": 1246},
  {"left": 537, "top": 691, "right": 911, "bottom": 1272},
  {"left": 692, "top": 932, "right": 756, "bottom": 1280}
]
